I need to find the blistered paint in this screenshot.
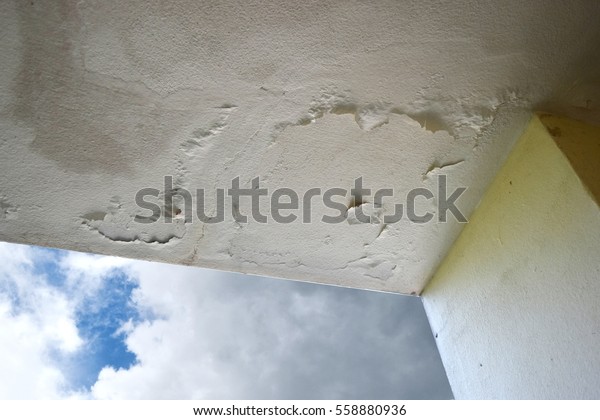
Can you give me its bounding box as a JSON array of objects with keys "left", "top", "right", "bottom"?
[{"left": 1, "top": 1, "right": 600, "bottom": 293}]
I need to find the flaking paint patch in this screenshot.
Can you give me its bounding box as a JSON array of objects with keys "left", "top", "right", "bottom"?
[
  {"left": 81, "top": 196, "right": 185, "bottom": 244},
  {"left": 346, "top": 202, "right": 384, "bottom": 225},
  {"left": 175, "top": 106, "right": 236, "bottom": 189},
  {"left": 346, "top": 257, "right": 397, "bottom": 281},
  {"left": 0, "top": 196, "right": 18, "bottom": 220},
  {"left": 423, "top": 159, "right": 465, "bottom": 180},
  {"left": 272, "top": 88, "right": 529, "bottom": 142}
]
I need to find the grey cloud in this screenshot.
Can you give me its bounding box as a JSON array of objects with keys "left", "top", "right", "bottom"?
[{"left": 95, "top": 262, "right": 452, "bottom": 399}]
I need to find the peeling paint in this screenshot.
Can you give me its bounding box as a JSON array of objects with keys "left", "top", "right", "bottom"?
[
  {"left": 0, "top": 196, "right": 18, "bottom": 221},
  {"left": 270, "top": 88, "right": 528, "bottom": 144},
  {"left": 423, "top": 159, "right": 465, "bottom": 180},
  {"left": 82, "top": 197, "right": 185, "bottom": 244},
  {"left": 346, "top": 203, "right": 384, "bottom": 225},
  {"left": 2, "top": 0, "right": 600, "bottom": 296}
]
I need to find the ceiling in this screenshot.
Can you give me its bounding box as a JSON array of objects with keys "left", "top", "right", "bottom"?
[{"left": 1, "top": 0, "right": 599, "bottom": 293}]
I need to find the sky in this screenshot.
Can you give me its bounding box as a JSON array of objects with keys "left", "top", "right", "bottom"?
[{"left": 0, "top": 240, "right": 452, "bottom": 399}]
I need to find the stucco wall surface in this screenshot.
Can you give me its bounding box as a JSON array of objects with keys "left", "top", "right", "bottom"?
[{"left": 423, "top": 115, "right": 600, "bottom": 398}]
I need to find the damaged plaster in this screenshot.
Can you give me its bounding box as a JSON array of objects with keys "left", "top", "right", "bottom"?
[{"left": 1, "top": 0, "right": 600, "bottom": 293}]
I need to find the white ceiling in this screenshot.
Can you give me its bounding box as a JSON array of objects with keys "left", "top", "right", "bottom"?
[{"left": 1, "top": 0, "right": 599, "bottom": 293}]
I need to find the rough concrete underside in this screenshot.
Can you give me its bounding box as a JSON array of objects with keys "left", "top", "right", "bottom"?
[{"left": 1, "top": 0, "right": 600, "bottom": 293}]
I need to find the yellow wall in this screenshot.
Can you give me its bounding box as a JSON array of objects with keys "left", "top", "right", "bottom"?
[{"left": 423, "top": 114, "right": 600, "bottom": 398}]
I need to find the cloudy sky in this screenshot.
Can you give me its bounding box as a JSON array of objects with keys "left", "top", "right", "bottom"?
[{"left": 0, "top": 240, "right": 451, "bottom": 399}]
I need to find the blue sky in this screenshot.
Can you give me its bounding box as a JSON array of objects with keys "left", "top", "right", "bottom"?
[
  {"left": 0, "top": 241, "right": 451, "bottom": 399},
  {"left": 22, "top": 247, "right": 139, "bottom": 389},
  {"left": 65, "top": 270, "right": 139, "bottom": 390}
]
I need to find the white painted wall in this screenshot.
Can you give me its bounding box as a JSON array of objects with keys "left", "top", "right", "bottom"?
[{"left": 423, "top": 115, "right": 600, "bottom": 399}]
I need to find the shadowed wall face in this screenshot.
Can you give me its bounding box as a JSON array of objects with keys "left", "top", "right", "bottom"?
[{"left": 541, "top": 114, "right": 600, "bottom": 204}]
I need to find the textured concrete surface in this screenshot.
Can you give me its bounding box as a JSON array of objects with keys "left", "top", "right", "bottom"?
[{"left": 1, "top": 1, "right": 600, "bottom": 293}]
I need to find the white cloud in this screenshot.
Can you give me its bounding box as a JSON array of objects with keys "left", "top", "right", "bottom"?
[
  {"left": 0, "top": 243, "right": 81, "bottom": 398},
  {"left": 59, "top": 252, "right": 132, "bottom": 299},
  {"left": 91, "top": 261, "right": 450, "bottom": 399},
  {"left": 0, "top": 242, "right": 136, "bottom": 399},
  {"left": 0, "top": 241, "right": 451, "bottom": 399}
]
